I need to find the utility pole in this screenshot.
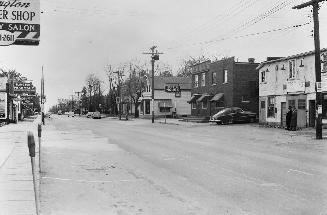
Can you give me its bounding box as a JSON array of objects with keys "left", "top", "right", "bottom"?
[
  {"left": 114, "top": 70, "right": 124, "bottom": 120},
  {"left": 70, "top": 95, "right": 74, "bottom": 112},
  {"left": 143, "top": 46, "right": 163, "bottom": 123},
  {"left": 75, "top": 91, "right": 82, "bottom": 115},
  {"left": 293, "top": 0, "right": 326, "bottom": 139},
  {"left": 88, "top": 84, "right": 92, "bottom": 112},
  {"left": 41, "top": 67, "right": 45, "bottom": 125}
]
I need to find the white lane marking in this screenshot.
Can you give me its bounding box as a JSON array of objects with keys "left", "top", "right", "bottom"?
[
  {"left": 41, "top": 176, "right": 137, "bottom": 183},
  {"left": 288, "top": 169, "right": 314, "bottom": 176}
]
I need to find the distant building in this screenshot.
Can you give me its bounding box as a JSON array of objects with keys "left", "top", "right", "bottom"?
[
  {"left": 189, "top": 57, "right": 259, "bottom": 118},
  {"left": 257, "top": 48, "right": 327, "bottom": 128},
  {"left": 139, "top": 76, "right": 192, "bottom": 118}
]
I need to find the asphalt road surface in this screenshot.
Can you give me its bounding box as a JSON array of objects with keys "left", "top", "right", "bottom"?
[{"left": 40, "top": 115, "right": 327, "bottom": 215}]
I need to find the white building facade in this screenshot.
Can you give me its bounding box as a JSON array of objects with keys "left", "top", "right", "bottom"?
[
  {"left": 258, "top": 49, "right": 327, "bottom": 128},
  {"left": 139, "top": 76, "right": 191, "bottom": 118}
]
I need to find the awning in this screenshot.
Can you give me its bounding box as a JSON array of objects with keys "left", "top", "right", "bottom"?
[
  {"left": 210, "top": 93, "right": 224, "bottom": 102},
  {"left": 158, "top": 100, "right": 173, "bottom": 108},
  {"left": 187, "top": 94, "right": 202, "bottom": 103},
  {"left": 196, "top": 94, "right": 212, "bottom": 103}
]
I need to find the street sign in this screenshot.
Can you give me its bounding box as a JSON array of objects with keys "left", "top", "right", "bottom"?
[{"left": 0, "top": 0, "right": 40, "bottom": 46}]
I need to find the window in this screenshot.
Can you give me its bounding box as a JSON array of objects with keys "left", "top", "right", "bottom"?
[
  {"left": 242, "top": 95, "right": 250, "bottom": 103},
  {"left": 288, "top": 99, "right": 295, "bottom": 108},
  {"left": 261, "top": 70, "right": 266, "bottom": 83},
  {"left": 201, "top": 73, "right": 206, "bottom": 87},
  {"left": 212, "top": 72, "right": 217, "bottom": 85},
  {"left": 192, "top": 102, "right": 197, "bottom": 109},
  {"left": 194, "top": 75, "right": 198, "bottom": 88},
  {"left": 223, "top": 70, "right": 228, "bottom": 83},
  {"left": 322, "top": 53, "right": 327, "bottom": 73},
  {"left": 298, "top": 99, "right": 306, "bottom": 110},
  {"left": 160, "top": 107, "right": 170, "bottom": 112},
  {"left": 202, "top": 101, "right": 207, "bottom": 109},
  {"left": 260, "top": 101, "right": 265, "bottom": 109},
  {"left": 289, "top": 60, "right": 296, "bottom": 79},
  {"left": 215, "top": 101, "right": 224, "bottom": 108},
  {"left": 267, "top": 96, "right": 275, "bottom": 118}
]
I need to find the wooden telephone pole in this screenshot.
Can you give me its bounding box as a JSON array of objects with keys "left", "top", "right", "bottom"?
[
  {"left": 114, "top": 70, "right": 124, "bottom": 120},
  {"left": 293, "top": 0, "right": 326, "bottom": 139},
  {"left": 143, "top": 46, "right": 163, "bottom": 123}
]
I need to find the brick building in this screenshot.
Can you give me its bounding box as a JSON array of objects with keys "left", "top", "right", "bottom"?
[{"left": 188, "top": 57, "right": 259, "bottom": 118}]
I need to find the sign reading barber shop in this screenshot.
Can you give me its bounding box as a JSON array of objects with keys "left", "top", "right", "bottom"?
[{"left": 0, "top": 0, "right": 40, "bottom": 46}]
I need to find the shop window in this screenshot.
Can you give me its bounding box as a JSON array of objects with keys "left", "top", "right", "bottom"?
[
  {"left": 267, "top": 96, "right": 275, "bottom": 118},
  {"left": 195, "top": 75, "right": 199, "bottom": 87},
  {"left": 298, "top": 99, "right": 306, "bottom": 110},
  {"left": 192, "top": 102, "right": 197, "bottom": 109},
  {"left": 212, "top": 72, "right": 217, "bottom": 85},
  {"left": 160, "top": 107, "right": 170, "bottom": 113},
  {"left": 202, "top": 101, "right": 207, "bottom": 109},
  {"left": 201, "top": 73, "right": 206, "bottom": 87}
]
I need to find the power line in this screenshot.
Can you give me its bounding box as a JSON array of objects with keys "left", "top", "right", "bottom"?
[{"left": 166, "top": 22, "right": 310, "bottom": 50}]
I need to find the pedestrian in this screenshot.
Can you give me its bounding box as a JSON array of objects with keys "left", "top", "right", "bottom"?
[
  {"left": 290, "top": 107, "right": 297, "bottom": 131},
  {"left": 285, "top": 106, "right": 292, "bottom": 130}
]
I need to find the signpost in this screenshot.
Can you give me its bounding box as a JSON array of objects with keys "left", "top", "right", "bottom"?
[{"left": 0, "top": 0, "right": 40, "bottom": 46}]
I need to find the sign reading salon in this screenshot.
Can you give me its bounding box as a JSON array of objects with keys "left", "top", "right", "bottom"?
[{"left": 0, "top": 0, "right": 40, "bottom": 46}]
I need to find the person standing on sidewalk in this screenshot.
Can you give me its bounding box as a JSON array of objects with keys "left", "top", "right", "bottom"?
[
  {"left": 285, "top": 106, "right": 292, "bottom": 130},
  {"left": 290, "top": 107, "right": 297, "bottom": 131}
]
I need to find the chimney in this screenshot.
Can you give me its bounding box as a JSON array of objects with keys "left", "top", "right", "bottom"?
[{"left": 248, "top": 58, "right": 255, "bottom": 63}]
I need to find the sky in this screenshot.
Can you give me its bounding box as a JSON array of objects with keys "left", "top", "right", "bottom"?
[{"left": 0, "top": 0, "right": 326, "bottom": 110}]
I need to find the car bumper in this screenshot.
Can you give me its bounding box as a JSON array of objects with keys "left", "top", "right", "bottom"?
[{"left": 209, "top": 119, "right": 221, "bottom": 123}]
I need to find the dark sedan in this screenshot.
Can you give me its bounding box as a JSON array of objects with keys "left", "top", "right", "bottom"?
[{"left": 209, "top": 107, "right": 257, "bottom": 124}]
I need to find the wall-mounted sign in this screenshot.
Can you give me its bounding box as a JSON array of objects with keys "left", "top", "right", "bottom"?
[
  {"left": 0, "top": 0, "right": 40, "bottom": 46},
  {"left": 0, "top": 92, "right": 7, "bottom": 119},
  {"left": 165, "top": 84, "right": 181, "bottom": 93},
  {"left": 287, "top": 80, "right": 305, "bottom": 93},
  {"left": 14, "top": 81, "right": 36, "bottom": 92}
]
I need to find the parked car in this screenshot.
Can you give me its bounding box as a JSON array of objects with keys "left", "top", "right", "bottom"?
[
  {"left": 209, "top": 107, "right": 256, "bottom": 124},
  {"left": 92, "top": 111, "right": 101, "bottom": 119},
  {"left": 86, "top": 112, "right": 94, "bottom": 118},
  {"left": 68, "top": 111, "right": 74, "bottom": 117}
]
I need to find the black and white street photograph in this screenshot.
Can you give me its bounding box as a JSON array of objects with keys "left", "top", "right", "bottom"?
[{"left": 0, "top": 0, "right": 327, "bottom": 214}]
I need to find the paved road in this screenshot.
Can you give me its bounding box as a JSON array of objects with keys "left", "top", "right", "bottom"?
[{"left": 40, "top": 115, "right": 327, "bottom": 215}]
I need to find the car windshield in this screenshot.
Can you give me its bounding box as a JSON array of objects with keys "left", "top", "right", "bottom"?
[{"left": 215, "top": 108, "right": 231, "bottom": 116}]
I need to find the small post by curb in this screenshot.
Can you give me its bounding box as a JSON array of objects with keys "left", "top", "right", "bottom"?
[
  {"left": 28, "top": 132, "right": 40, "bottom": 215},
  {"left": 37, "top": 124, "right": 42, "bottom": 173}
]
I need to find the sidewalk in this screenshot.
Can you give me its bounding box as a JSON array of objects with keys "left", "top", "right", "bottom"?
[{"left": 0, "top": 116, "right": 40, "bottom": 215}]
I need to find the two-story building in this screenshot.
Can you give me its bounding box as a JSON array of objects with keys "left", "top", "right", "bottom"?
[
  {"left": 138, "top": 75, "right": 191, "bottom": 118},
  {"left": 257, "top": 48, "right": 327, "bottom": 128},
  {"left": 188, "top": 57, "right": 259, "bottom": 118}
]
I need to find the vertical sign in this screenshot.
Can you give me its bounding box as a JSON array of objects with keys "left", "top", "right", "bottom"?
[{"left": 0, "top": 0, "right": 40, "bottom": 46}]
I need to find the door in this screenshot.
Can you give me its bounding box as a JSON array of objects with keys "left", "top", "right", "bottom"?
[
  {"left": 287, "top": 95, "right": 307, "bottom": 128},
  {"left": 309, "top": 100, "right": 315, "bottom": 127},
  {"left": 281, "top": 102, "right": 286, "bottom": 127},
  {"left": 259, "top": 99, "right": 266, "bottom": 124}
]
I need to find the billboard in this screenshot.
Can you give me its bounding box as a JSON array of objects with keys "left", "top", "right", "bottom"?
[
  {"left": 0, "top": 92, "right": 7, "bottom": 119},
  {"left": 0, "top": 0, "right": 40, "bottom": 46},
  {"left": 14, "top": 81, "right": 36, "bottom": 92}
]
